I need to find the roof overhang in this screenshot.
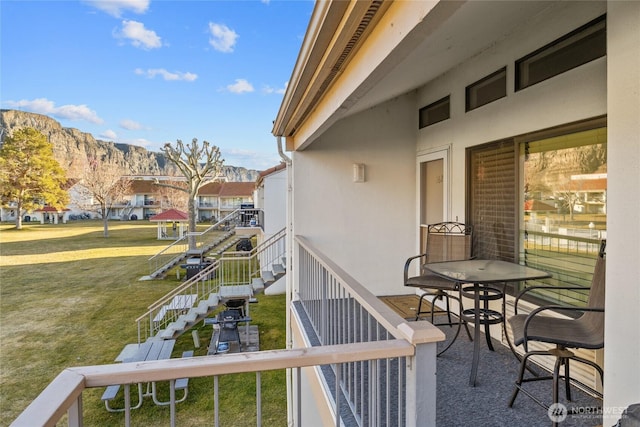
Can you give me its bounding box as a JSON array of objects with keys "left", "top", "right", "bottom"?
[{"left": 272, "top": 0, "right": 560, "bottom": 152}]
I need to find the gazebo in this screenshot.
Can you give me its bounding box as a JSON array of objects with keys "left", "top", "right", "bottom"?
[
  {"left": 149, "top": 209, "right": 189, "bottom": 240},
  {"left": 32, "top": 206, "right": 70, "bottom": 224}
]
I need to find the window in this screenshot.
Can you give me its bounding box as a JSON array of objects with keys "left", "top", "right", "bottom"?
[
  {"left": 467, "top": 139, "right": 517, "bottom": 262},
  {"left": 515, "top": 15, "right": 606, "bottom": 91},
  {"left": 419, "top": 96, "right": 450, "bottom": 129},
  {"left": 467, "top": 118, "right": 607, "bottom": 306},
  {"left": 519, "top": 121, "right": 607, "bottom": 306},
  {"left": 466, "top": 67, "right": 507, "bottom": 111}
]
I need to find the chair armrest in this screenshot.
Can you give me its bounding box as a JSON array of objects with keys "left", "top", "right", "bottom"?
[
  {"left": 514, "top": 285, "right": 590, "bottom": 314},
  {"left": 521, "top": 305, "right": 604, "bottom": 348},
  {"left": 404, "top": 253, "right": 428, "bottom": 284}
]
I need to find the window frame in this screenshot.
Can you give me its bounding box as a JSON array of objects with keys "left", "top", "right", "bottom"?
[
  {"left": 515, "top": 14, "right": 606, "bottom": 91},
  {"left": 466, "top": 67, "right": 507, "bottom": 112},
  {"left": 418, "top": 95, "right": 450, "bottom": 129},
  {"left": 466, "top": 117, "right": 607, "bottom": 305}
]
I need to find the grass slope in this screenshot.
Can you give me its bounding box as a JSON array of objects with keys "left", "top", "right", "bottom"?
[{"left": 0, "top": 221, "right": 287, "bottom": 426}]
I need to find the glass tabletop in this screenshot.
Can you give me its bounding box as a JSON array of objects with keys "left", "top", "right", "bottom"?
[{"left": 423, "top": 259, "right": 551, "bottom": 284}]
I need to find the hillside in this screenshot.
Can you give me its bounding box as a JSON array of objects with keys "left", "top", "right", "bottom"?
[{"left": 0, "top": 109, "right": 259, "bottom": 182}]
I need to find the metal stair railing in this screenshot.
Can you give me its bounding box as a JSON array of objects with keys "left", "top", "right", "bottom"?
[
  {"left": 147, "top": 209, "right": 253, "bottom": 276},
  {"left": 136, "top": 260, "right": 223, "bottom": 342},
  {"left": 218, "top": 227, "right": 287, "bottom": 287},
  {"left": 137, "top": 227, "right": 286, "bottom": 342}
]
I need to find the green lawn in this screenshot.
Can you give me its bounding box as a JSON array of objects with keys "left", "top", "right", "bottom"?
[{"left": 0, "top": 220, "right": 287, "bottom": 426}]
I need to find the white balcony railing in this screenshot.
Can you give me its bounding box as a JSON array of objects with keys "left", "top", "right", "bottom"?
[
  {"left": 11, "top": 235, "right": 444, "bottom": 427},
  {"left": 293, "top": 236, "right": 444, "bottom": 426}
]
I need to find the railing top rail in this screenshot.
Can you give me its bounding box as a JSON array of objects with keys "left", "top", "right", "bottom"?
[
  {"left": 140, "top": 227, "right": 285, "bottom": 321},
  {"left": 219, "top": 227, "right": 286, "bottom": 260},
  {"left": 12, "top": 369, "right": 85, "bottom": 427},
  {"left": 147, "top": 209, "right": 247, "bottom": 262},
  {"left": 13, "top": 340, "right": 413, "bottom": 426},
  {"left": 295, "top": 235, "right": 444, "bottom": 345},
  {"left": 137, "top": 260, "right": 221, "bottom": 320},
  {"left": 148, "top": 235, "right": 188, "bottom": 261}
]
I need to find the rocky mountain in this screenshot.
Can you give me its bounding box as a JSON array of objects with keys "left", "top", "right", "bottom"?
[{"left": 0, "top": 109, "right": 259, "bottom": 182}]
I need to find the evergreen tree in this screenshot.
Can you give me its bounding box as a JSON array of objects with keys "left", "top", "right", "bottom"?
[{"left": 0, "top": 127, "right": 69, "bottom": 229}]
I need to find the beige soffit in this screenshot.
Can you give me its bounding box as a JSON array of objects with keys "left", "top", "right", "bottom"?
[{"left": 272, "top": 0, "right": 390, "bottom": 148}]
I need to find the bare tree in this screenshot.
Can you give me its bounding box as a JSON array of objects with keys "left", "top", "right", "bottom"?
[
  {"left": 159, "top": 138, "right": 224, "bottom": 250},
  {"left": 155, "top": 180, "right": 189, "bottom": 211},
  {"left": 79, "top": 158, "right": 132, "bottom": 237},
  {"left": 556, "top": 178, "right": 583, "bottom": 222}
]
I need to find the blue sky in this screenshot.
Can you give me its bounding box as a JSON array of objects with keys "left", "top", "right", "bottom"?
[{"left": 1, "top": 0, "right": 313, "bottom": 170}]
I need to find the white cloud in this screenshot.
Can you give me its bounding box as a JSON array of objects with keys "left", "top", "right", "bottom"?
[
  {"left": 5, "top": 98, "right": 103, "bottom": 124},
  {"left": 115, "top": 20, "right": 162, "bottom": 50},
  {"left": 208, "top": 23, "right": 238, "bottom": 53},
  {"left": 262, "top": 81, "right": 288, "bottom": 95},
  {"left": 100, "top": 129, "right": 118, "bottom": 140},
  {"left": 134, "top": 68, "right": 197, "bottom": 81},
  {"left": 83, "top": 0, "right": 150, "bottom": 18},
  {"left": 226, "top": 79, "right": 254, "bottom": 94},
  {"left": 130, "top": 138, "right": 153, "bottom": 148},
  {"left": 119, "top": 119, "right": 144, "bottom": 130},
  {"left": 119, "top": 137, "right": 153, "bottom": 148},
  {"left": 223, "top": 147, "right": 281, "bottom": 171}
]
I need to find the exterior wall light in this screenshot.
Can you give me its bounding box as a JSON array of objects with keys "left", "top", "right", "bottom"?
[{"left": 353, "top": 163, "right": 366, "bottom": 183}]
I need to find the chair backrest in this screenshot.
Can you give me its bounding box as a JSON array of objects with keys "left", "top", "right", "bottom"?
[
  {"left": 582, "top": 240, "right": 606, "bottom": 337},
  {"left": 425, "top": 222, "right": 473, "bottom": 263}
]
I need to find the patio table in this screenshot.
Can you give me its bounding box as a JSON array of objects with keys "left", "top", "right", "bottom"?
[{"left": 423, "top": 259, "right": 551, "bottom": 386}]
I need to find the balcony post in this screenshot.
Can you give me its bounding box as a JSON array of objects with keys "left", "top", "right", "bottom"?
[
  {"left": 397, "top": 322, "right": 444, "bottom": 427},
  {"left": 67, "top": 395, "right": 82, "bottom": 427}
]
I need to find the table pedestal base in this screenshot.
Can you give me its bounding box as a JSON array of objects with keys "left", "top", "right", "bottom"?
[{"left": 461, "top": 284, "right": 505, "bottom": 386}]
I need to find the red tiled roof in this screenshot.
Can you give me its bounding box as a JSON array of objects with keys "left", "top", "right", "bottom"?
[
  {"left": 259, "top": 162, "right": 287, "bottom": 178},
  {"left": 218, "top": 182, "right": 255, "bottom": 197},
  {"left": 569, "top": 178, "right": 607, "bottom": 192},
  {"left": 129, "top": 179, "right": 158, "bottom": 193},
  {"left": 256, "top": 162, "right": 287, "bottom": 187},
  {"left": 198, "top": 182, "right": 223, "bottom": 195},
  {"left": 524, "top": 200, "right": 556, "bottom": 211},
  {"left": 124, "top": 178, "right": 254, "bottom": 197},
  {"left": 149, "top": 208, "right": 189, "bottom": 221}
]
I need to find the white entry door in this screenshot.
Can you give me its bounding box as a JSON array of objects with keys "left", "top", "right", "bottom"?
[{"left": 417, "top": 149, "right": 449, "bottom": 251}]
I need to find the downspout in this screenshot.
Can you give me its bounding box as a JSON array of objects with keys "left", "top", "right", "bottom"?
[
  {"left": 277, "top": 136, "right": 295, "bottom": 427},
  {"left": 277, "top": 135, "right": 292, "bottom": 165}
]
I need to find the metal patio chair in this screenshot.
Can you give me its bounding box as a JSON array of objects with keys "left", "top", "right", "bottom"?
[
  {"left": 508, "top": 240, "right": 606, "bottom": 426},
  {"left": 404, "top": 221, "right": 473, "bottom": 356}
]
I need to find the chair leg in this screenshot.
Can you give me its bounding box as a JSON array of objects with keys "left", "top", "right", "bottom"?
[
  {"left": 509, "top": 350, "right": 553, "bottom": 408},
  {"left": 509, "top": 351, "right": 533, "bottom": 407},
  {"left": 552, "top": 356, "right": 563, "bottom": 407},
  {"left": 415, "top": 294, "right": 428, "bottom": 321},
  {"left": 429, "top": 293, "right": 443, "bottom": 324},
  {"left": 444, "top": 293, "right": 453, "bottom": 326},
  {"left": 564, "top": 358, "right": 572, "bottom": 402}
]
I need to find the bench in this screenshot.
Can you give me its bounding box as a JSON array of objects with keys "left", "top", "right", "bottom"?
[
  {"left": 102, "top": 384, "right": 143, "bottom": 412},
  {"left": 175, "top": 351, "right": 194, "bottom": 391},
  {"left": 151, "top": 350, "right": 193, "bottom": 406},
  {"left": 102, "top": 340, "right": 174, "bottom": 412}
]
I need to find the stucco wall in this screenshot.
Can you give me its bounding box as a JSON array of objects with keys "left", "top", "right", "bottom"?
[
  {"left": 293, "top": 95, "right": 417, "bottom": 296},
  {"left": 263, "top": 168, "right": 287, "bottom": 237},
  {"left": 415, "top": 1, "right": 607, "bottom": 220},
  {"left": 604, "top": 1, "right": 640, "bottom": 420}
]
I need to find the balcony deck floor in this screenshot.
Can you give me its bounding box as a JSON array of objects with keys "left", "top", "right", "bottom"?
[{"left": 381, "top": 295, "right": 603, "bottom": 427}]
